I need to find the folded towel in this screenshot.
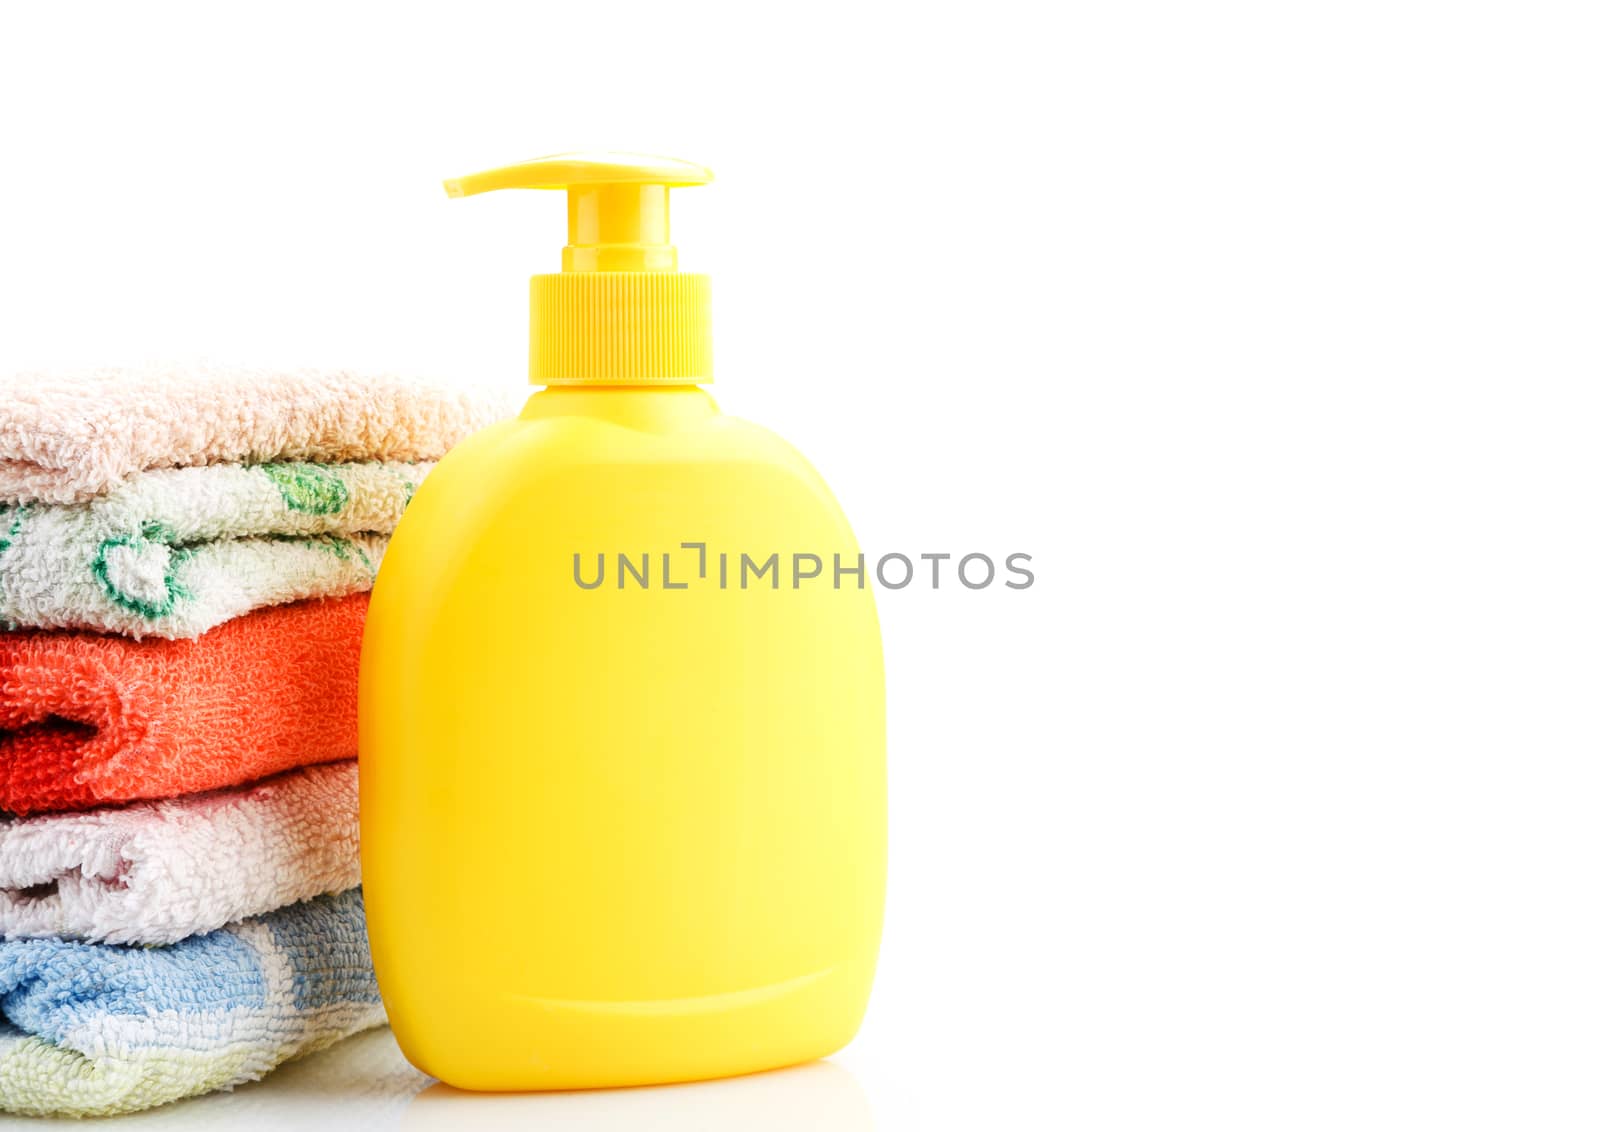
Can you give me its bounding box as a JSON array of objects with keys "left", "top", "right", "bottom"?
[
  {"left": 0, "top": 459, "right": 422, "bottom": 639},
  {"left": 0, "top": 889, "right": 383, "bottom": 1117},
  {"left": 0, "top": 761, "right": 358, "bottom": 945},
  {"left": 0, "top": 365, "right": 516, "bottom": 505},
  {"left": 0, "top": 594, "right": 363, "bottom": 814},
  {"left": 105, "top": 1028, "right": 428, "bottom": 1129}
]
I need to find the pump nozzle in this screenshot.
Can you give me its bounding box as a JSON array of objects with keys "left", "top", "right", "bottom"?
[
  {"left": 445, "top": 152, "right": 714, "bottom": 384},
  {"left": 445, "top": 152, "right": 712, "bottom": 273}
]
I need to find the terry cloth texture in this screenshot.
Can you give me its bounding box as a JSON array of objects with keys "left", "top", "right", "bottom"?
[
  {"left": 0, "top": 761, "right": 359, "bottom": 945},
  {"left": 0, "top": 459, "right": 424, "bottom": 639},
  {"left": 0, "top": 594, "right": 364, "bottom": 814},
  {"left": 0, "top": 365, "right": 516, "bottom": 505},
  {"left": 0, "top": 889, "right": 384, "bottom": 1117}
]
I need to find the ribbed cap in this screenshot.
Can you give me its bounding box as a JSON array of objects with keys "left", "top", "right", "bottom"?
[{"left": 531, "top": 272, "right": 712, "bottom": 385}]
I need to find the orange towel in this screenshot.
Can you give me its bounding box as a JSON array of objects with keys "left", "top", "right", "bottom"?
[{"left": 0, "top": 595, "right": 364, "bottom": 814}]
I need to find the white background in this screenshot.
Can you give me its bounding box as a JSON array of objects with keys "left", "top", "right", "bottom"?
[{"left": 2, "top": 2, "right": 1598, "bottom": 1128}]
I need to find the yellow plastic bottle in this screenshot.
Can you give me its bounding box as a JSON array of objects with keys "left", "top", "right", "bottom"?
[{"left": 358, "top": 153, "right": 886, "bottom": 1091}]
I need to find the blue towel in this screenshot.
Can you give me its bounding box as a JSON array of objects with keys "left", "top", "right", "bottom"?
[{"left": 0, "top": 888, "right": 384, "bottom": 1116}]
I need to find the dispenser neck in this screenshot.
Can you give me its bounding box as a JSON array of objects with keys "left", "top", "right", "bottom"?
[
  {"left": 521, "top": 384, "right": 719, "bottom": 428},
  {"left": 564, "top": 184, "right": 677, "bottom": 272}
]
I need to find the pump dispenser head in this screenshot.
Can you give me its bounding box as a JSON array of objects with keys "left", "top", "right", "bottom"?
[{"left": 445, "top": 152, "right": 713, "bottom": 385}]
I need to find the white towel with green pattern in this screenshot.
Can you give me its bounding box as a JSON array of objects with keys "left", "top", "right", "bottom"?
[{"left": 0, "top": 461, "right": 429, "bottom": 639}]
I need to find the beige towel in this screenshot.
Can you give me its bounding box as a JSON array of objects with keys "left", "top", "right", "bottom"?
[{"left": 0, "top": 364, "right": 520, "bottom": 504}]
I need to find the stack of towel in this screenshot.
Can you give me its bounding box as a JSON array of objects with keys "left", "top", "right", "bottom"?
[{"left": 0, "top": 367, "right": 509, "bottom": 1116}]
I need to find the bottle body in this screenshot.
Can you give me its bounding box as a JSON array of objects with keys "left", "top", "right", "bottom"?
[{"left": 359, "top": 386, "right": 886, "bottom": 1090}]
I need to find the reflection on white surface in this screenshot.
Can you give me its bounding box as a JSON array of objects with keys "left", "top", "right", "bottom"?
[
  {"left": 402, "top": 1060, "right": 873, "bottom": 1132},
  {"left": 0, "top": 1030, "right": 875, "bottom": 1132},
  {"left": 101, "top": 1028, "right": 430, "bottom": 1130}
]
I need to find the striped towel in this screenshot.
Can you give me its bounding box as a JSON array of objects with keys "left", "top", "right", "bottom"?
[{"left": 0, "top": 889, "right": 383, "bottom": 1117}]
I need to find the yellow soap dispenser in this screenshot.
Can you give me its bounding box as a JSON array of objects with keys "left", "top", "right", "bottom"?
[{"left": 358, "top": 153, "right": 887, "bottom": 1091}]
